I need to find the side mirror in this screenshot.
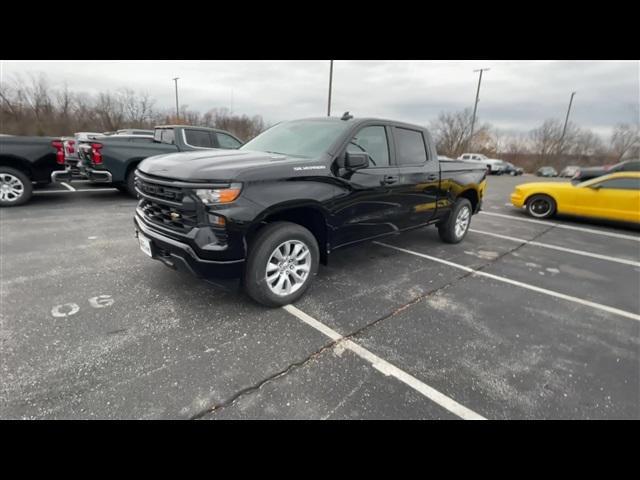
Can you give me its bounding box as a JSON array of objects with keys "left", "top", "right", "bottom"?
[{"left": 344, "top": 152, "right": 369, "bottom": 170}]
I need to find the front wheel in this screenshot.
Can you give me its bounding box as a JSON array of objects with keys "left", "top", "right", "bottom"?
[
  {"left": 244, "top": 221, "right": 319, "bottom": 307},
  {"left": 438, "top": 198, "right": 472, "bottom": 244},
  {"left": 526, "top": 194, "right": 556, "bottom": 219},
  {"left": 0, "top": 167, "right": 32, "bottom": 207}
]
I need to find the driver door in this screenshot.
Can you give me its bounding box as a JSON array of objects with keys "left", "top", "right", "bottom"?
[{"left": 329, "top": 125, "right": 402, "bottom": 248}]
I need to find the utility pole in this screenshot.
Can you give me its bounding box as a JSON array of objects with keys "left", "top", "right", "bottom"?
[
  {"left": 172, "top": 77, "right": 180, "bottom": 121},
  {"left": 327, "top": 60, "right": 334, "bottom": 117},
  {"left": 469, "top": 68, "right": 490, "bottom": 150},
  {"left": 561, "top": 91, "right": 577, "bottom": 140}
]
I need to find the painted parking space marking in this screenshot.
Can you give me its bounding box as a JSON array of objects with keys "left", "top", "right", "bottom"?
[
  {"left": 282, "top": 304, "right": 486, "bottom": 420},
  {"left": 89, "top": 295, "right": 114, "bottom": 308},
  {"left": 374, "top": 242, "right": 640, "bottom": 323},
  {"left": 51, "top": 303, "right": 80, "bottom": 318},
  {"left": 60, "top": 182, "right": 76, "bottom": 191},
  {"left": 34, "top": 187, "right": 118, "bottom": 194},
  {"left": 469, "top": 228, "right": 640, "bottom": 267},
  {"left": 479, "top": 211, "right": 640, "bottom": 242}
]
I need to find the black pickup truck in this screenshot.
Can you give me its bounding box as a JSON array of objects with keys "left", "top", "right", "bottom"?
[
  {"left": 0, "top": 135, "right": 65, "bottom": 207},
  {"left": 133, "top": 115, "right": 487, "bottom": 306},
  {"left": 55, "top": 125, "right": 243, "bottom": 196}
]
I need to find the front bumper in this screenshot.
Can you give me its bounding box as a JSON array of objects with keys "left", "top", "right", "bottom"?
[
  {"left": 133, "top": 213, "right": 244, "bottom": 279},
  {"left": 510, "top": 192, "right": 525, "bottom": 208}
]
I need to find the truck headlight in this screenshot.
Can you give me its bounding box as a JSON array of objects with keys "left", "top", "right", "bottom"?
[{"left": 195, "top": 183, "right": 242, "bottom": 205}]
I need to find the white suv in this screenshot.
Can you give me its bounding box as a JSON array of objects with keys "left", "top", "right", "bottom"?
[{"left": 458, "top": 153, "right": 505, "bottom": 174}]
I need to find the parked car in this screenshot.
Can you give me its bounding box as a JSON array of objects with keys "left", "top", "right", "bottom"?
[
  {"left": 571, "top": 159, "right": 640, "bottom": 182},
  {"left": 559, "top": 165, "right": 580, "bottom": 178},
  {"left": 457, "top": 153, "right": 505, "bottom": 174},
  {"left": 502, "top": 162, "right": 524, "bottom": 176},
  {"left": 133, "top": 115, "right": 488, "bottom": 306},
  {"left": 54, "top": 125, "right": 243, "bottom": 196},
  {"left": 510, "top": 172, "right": 640, "bottom": 223},
  {"left": 536, "top": 166, "right": 558, "bottom": 177},
  {"left": 0, "top": 136, "right": 65, "bottom": 206}
]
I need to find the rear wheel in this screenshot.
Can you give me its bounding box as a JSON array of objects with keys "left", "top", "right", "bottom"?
[
  {"left": 438, "top": 198, "right": 472, "bottom": 244},
  {"left": 0, "top": 167, "right": 32, "bottom": 207},
  {"left": 244, "top": 222, "right": 319, "bottom": 307},
  {"left": 526, "top": 194, "right": 556, "bottom": 219}
]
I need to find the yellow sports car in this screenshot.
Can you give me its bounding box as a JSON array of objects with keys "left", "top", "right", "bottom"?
[{"left": 510, "top": 172, "right": 640, "bottom": 223}]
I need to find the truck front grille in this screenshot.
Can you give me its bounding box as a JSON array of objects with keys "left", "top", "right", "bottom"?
[
  {"left": 136, "top": 177, "right": 184, "bottom": 203},
  {"left": 139, "top": 199, "right": 198, "bottom": 233}
]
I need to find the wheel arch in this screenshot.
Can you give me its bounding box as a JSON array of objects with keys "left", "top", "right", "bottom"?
[
  {"left": 0, "top": 155, "right": 33, "bottom": 179},
  {"left": 247, "top": 202, "right": 330, "bottom": 265},
  {"left": 457, "top": 188, "right": 480, "bottom": 213}
]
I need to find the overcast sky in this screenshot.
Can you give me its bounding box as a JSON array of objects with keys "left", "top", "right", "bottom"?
[{"left": 2, "top": 60, "right": 638, "bottom": 138}]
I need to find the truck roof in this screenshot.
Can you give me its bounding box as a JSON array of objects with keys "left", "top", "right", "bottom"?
[
  {"left": 154, "top": 125, "right": 232, "bottom": 133},
  {"left": 287, "top": 116, "right": 429, "bottom": 131}
]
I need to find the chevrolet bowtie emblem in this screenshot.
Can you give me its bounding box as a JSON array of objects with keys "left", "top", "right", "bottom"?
[{"left": 170, "top": 212, "right": 181, "bottom": 220}]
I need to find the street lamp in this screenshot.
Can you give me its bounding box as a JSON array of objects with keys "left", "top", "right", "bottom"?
[
  {"left": 327, "top": 60, "right": 334, "bottom": 117},
  {"left": 561, "top": 91, "right": 577, "bottom": 140},
  {"left": 469, "top": 68, "right": 490, "bottom": 150},
  {"left": 172, "top": 77, "right": 180, "bottom": 121}
]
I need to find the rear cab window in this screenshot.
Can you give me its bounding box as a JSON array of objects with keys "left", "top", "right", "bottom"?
[
  {"left": 184, "top": 129, "right": 215, "bottom": 148},
  {"left": 394, "top": 127, "right": 428, "bottom": 165},
  {"left": 154, "top": 128, "right": 175, "bottom": 145}
]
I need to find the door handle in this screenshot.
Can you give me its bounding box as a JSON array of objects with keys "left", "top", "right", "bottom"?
[
  {"left": 382, "top": 175, "right": 398, "bottom": 185},
  {"left": 426, "top": 174, "right": 438, "bottom": 181}
]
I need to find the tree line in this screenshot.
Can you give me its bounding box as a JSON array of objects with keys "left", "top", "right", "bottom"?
[
  {"left": 430, "top": 108, "right": 638, "bottom": 171},
  {"left": 0, "top": 74, "right": 266, "bottom": 142},
  {"left": 1, "top": 73, "right": 638, "bottom": 172}
]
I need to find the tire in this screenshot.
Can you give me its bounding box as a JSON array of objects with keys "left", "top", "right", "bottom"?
[
  {"left": 526, "top": 194, "right": 556, "bottom": 219},
  {"left": 123, "top": 169, "right": 137, "bottom": 198},
  {"left": 244, "top": 221, "right": 319, "bottom": 307},
  {"left": 0, "top": 167, "right": 32, "bottom": 207},
  {"left": 438, "top": 198, "right": 473, "bottom": 244}
]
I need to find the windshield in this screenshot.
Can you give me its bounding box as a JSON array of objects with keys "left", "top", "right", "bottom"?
[{"left": 240, "top": 120, "right": 351, "bottom": 158}]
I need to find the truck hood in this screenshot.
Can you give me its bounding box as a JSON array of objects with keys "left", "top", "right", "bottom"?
[{"left": 137, "top": 149, "right": 305, "bottom": 182}]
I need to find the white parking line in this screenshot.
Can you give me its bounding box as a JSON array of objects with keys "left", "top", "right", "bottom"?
[
  {"left": 374, "top": 242, "right": 640, "bottom": 323},
  {"left": 282, "top": 304, "right": 486, "bottom": 420},
  {"left": 60, "top": 182, "right": 76, "bottom": 191},
  {"left": 479, "top": 211, "right": 640, "bottom": 242},
  {"left": 469, "top": 228, "right": 640, "bottom": 267},
  {"left": 34, "top": 188, "right": 117, "bottom": 194}
]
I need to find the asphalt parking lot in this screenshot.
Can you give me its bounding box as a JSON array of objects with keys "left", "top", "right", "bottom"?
[{"left": 1, "top": 176, "right": 639, "bottom": 419}]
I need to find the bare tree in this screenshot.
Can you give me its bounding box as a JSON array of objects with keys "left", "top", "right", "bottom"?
[
  {"left": 430, "top": 109, "right": 490, "bottom": 157},
  {"left": 610, "top": 123, "right": 640, "bottom": 161}
]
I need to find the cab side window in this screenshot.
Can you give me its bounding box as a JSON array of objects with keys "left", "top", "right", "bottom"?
[
  {"left": 346, "top": 126, "right": 390, "bottom": 167},
  {"left": 621, "top": 161, "right": 640, "bottom": 171},
  {"left": 217, "top": 132, "right": 242, "bottom": 149}
]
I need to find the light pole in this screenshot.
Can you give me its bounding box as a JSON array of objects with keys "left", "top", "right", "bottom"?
[
  {"left": 561, "top": 91, "right": 577, "bottom": 140},
  {"left": 469, "top": 68, "right": 490, "bottom": 150},
  {"left": 172, "top": 77, "right": 180, "bottom": 121},
  {"left": 327, "top": 60, "right": 334, "bottom": 117}
]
